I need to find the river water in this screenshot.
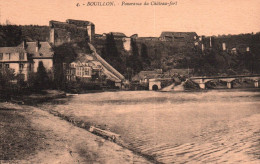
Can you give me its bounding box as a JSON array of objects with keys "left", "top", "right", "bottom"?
[{"left": 42, "top": 89, "right": 260, "bottom": 163}]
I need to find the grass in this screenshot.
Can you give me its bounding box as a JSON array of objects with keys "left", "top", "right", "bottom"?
[{"left": 0, "top": 107, "right": 45, "bottom": 160}]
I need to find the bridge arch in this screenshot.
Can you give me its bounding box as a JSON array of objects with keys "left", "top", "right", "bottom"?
[
  {"left": 152, "top": 85, "right": 159, "bottom": 91},
  {"left": 204, "top": 79, "right": 218, "bottom": 88},
  {"left": 149, "top": 79, "right": 161, "bottom": 91},
  {"left": 219, "top": 78, "right": 236, "bottom": 89},
  {"left": 190, "top": 75, "right": 260, "bottom": 89}
]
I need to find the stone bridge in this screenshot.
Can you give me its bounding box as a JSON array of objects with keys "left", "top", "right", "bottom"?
[
  {"left": 149, "top": 79, "right": 162, "bottom": 90},
  {"left": 190, "top": 75, "right": 260, "bottom": 89},
  {"left": 148, "top": 78, "right": 173, "bottom": 90}
]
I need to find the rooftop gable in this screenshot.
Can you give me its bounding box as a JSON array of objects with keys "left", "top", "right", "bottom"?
[
  {"left": 108, "top": 32, "right": 127, "bottom": 37},
  {"left": 160, "top": 31, "right": 198, "bottom": 38},
  {"left": 0, "top": 47, "right": 26, "bottom": 53},
  {"left": 23, "top": 42, "right": 54, "bottom": 58}
]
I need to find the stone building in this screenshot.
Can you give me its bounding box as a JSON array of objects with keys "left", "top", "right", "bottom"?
[
  {"left": 0, "top": 46, "right": 28, "bottom": 81},
  {"left": 49, "top": 19, "right": 95, "bottom": 46},
  {"left": 160, "top": 32, "right": 199, "bottom": 43},
  {"left": 0, "top": 41, "right": 54, "bottom": 82},
  {"left": 23, "top": 41, "right": 54, "bottom": 72}
]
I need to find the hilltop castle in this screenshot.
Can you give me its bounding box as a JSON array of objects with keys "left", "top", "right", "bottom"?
[{"left": 49, "top": 19, "right": 95, "bottom": 46}]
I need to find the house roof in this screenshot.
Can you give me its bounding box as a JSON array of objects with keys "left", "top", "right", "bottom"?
[
  {"left": 66, "top": 19, "right": 94, "bottom": 26},
  {"left": 94, "top": 34, "right": 103, "bottom": 37},
  {"left": 74, "top": 53, "right": 94, "bottom": 63},
  {"left": 23, "top": 42, "right": 54, "bottom": 58},
  {"left": 160, "top": 32, "right": 197, "bottom": 38},
  {"left": 132, "top": 70, "right": 163, "bottom": 81},
  {"left": 0, "top": 47, "right": 26, "bottom": 53},
  {"left": 108, "top": 32, "right": 126, "bottom": 37},
  {"left": 165, "top": 68, "right": 193, "bottom": 76}
]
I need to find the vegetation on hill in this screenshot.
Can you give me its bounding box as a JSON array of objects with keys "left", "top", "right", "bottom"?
[
  {"left": 1, "top": 25, "right": 260, "bottom": 79},
  {"left": 0, "top": 25, "right": 49, "bottom": 46},
  {"left": 94, "top": 33, "right": 260, "bottom": 78}
]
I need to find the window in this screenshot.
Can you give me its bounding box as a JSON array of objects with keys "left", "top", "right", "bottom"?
[
  {"left": 76, "top": 67, "right": 80, "bottom": 76},
  {"left": 29, "top": 63, "right": 32, "bottom": 71},
  {"left": 75, "top": 66, "right": 92, "bottom": 77},
  {"left": 6, "top": 53, "right": 11, "bottom": 60},
  {"left": 5, "top": 64, "right": 9, "bottom": 68},
  {"left": 84, "top": 67, "right": 90, "bottom": 76},
  {"left": 19, "top": 53, "right": 24, "bottom": 60},
  {"left": 0, "top": 63, "right": 2, "bottom": 69},
  {"left": 0, "top": 53, "right": 3, "bottom": 60},
  {"left": 80, "top": 67, "right": 83, "bottom": 76},
  {"left": 19, "top": 64, "right": 24, "bottom": 71}
]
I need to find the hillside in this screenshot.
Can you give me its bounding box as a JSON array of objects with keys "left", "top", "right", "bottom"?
[
  {"left": 1, "top": 25, "right": 260, "bottom": 78},
  {"left": 0, "top": 25, "right": 50, "bottom": 46}
]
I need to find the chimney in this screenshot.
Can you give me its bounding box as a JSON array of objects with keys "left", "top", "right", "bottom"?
[
  {"left": 36, "top": 40, "right": 40, "bottom": 52},
  {"left": 22, "top": 40, "right": 27, "bottom": 49}
]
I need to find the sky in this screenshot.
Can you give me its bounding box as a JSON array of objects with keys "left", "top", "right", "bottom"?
[{"left": 0, "top": 0, "right": 259, "bottom": 37}]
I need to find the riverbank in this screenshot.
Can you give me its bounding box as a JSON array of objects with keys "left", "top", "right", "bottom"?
[{"left": 0, "top": 102, "right": 151, "bottom": 163}]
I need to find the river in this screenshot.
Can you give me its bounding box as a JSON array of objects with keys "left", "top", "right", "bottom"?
[{"left": 41, "top": 89, "right": 260, "bottom": 163}]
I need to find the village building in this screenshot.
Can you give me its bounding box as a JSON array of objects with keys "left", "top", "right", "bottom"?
[
  {"left": 65, "top": 44, "right": 125, "bottom": 88},
  {"left": 0, "top": 41, "right": 54, "bottom": 82},
  {"left": 0, "top": 46, "right": 28, "bottom": 81},
  {"left": 108, "top": 32, "right": 127, "bottom": 39},
  {"left": 21, "top": 41, "right": 54, "bottom": 72},
  {"left": 132, "top": 69, "right": 164, "bottom": 84},
  {"left": 66, "top": 54, "right": 102, "bottom": 82},
  {"left": 165, "top": 68, "right": 194, "bottom": 77},
  {"left": 160, "top": 32, "right": 199, "bottom": 42}
]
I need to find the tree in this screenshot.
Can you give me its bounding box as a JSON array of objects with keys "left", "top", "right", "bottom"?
[
  {"left": 141, "top": 43, "right": 150, "bottom": 68},
  {"left": 52, "top": 42, "right": 79, "bottom": 89},
  {"left": 0, "top": 68, "right": 16, "bottom": 88},
  {"left": 105, "top": 33, "right": 119, "bottom": 58},
  {"left": 0, "top": 25, "right": 23, "bottom": 46},
  {"left": 35, "top": 61, "right": 50, "bottom": 89},
  {"left": 127, "top": 38, "right": 143, "bottom": 74},
  {"left": 102, "top": 33, "right": 126, "bottom": 74},
  {"left": 0, "top": 68, "right": 16, "bottom": 99}
]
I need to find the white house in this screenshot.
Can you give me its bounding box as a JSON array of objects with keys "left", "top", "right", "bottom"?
[
  {"left": 0, "top": 41, "right": 54, "bottom": 82},
  {"left": 0, "top": 46, "right": 29, "bottom": 81}
]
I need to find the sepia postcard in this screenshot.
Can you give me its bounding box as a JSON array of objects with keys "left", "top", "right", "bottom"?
[{"left": 0, "top": 0, "right": 259, "bottom": 163}]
